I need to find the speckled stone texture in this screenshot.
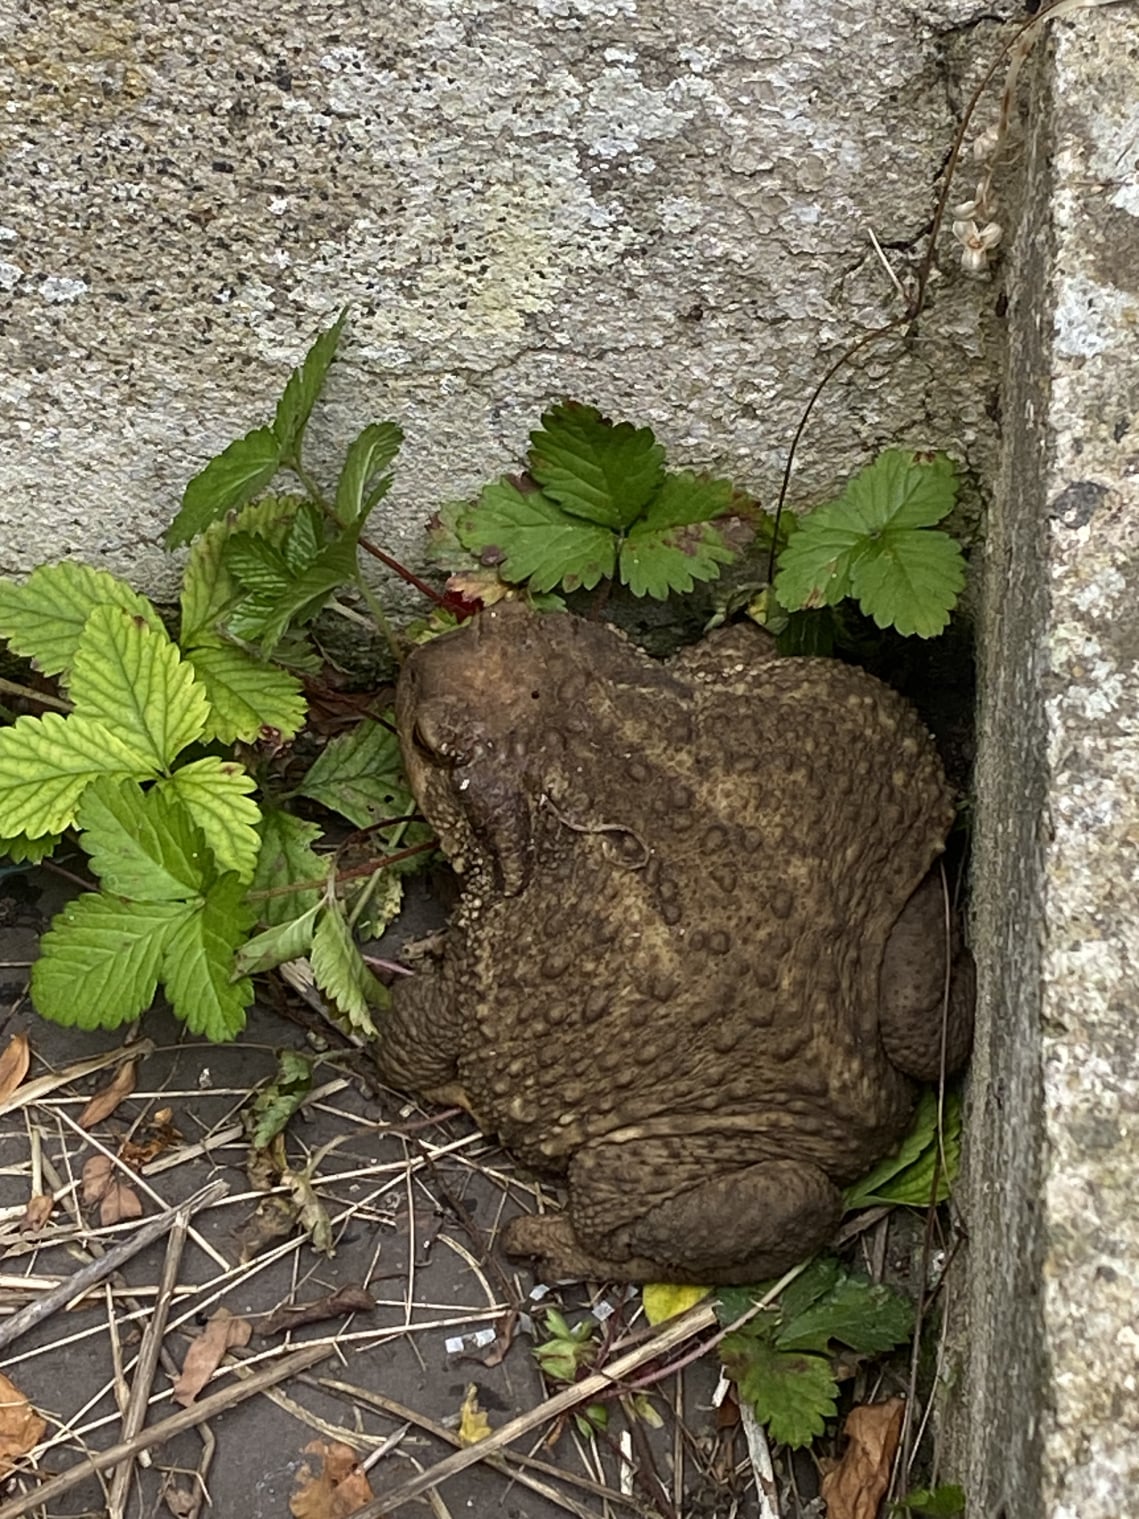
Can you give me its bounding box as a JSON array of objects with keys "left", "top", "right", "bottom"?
[
  {"left": 961, "top": 12, "right": 1139, "bottom": 1518},
  {"left": 0, "top": 1, "right": 1008, "bottom": 601}
]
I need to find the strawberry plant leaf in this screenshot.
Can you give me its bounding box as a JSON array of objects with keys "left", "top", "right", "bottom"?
[
  {"left": 166, "top": 427, "right": 282, "bottom": 549},
  {"left": 776, "top": 1272, "right": 914, "bottom": 1355},
  {"left": 162, "top": 873, "right": 255, "bottom": 1040},
  {"left": 0, "top": 563, "right": 164, "bottom": 680},
  {"left": 637, "top": 470, "right": 736, "bottom": 529},
  {"left": 849, "top": 529, "right": 966, "bottom": 639},
  {"left": 224, "top": 534, "right": 293, "bottom": 599},
  {"left": 777, "top": 1256, "right": 842, "bottom": 1325},
  {"left": 32, "top": 893, "right": 187, "bottom": 1029},
  {"left": 272, "top": 309, "right": 348, "bottom": 459},
  {"left": 459, "top": 481, "right": 616, "bottom": 593},
  {"left": 70, "top": 606, "right": 209, "bottom": 770},
  {"left": 297, "top": 718, "right": 412, "bottom": 831},
  {"left": 250, "top": 1049, "right": 315, "bottom": 1148},
  {"left": 250, "top": 810, "right": 324, "bottom": 926},
  {"left": 772, "top": 499, "right": 866, "bottom": 611},
  {"left": 528, "top": 402, "right": 665, "bottom": 528},
  {"left": 0, "top": 833, "right": 62, "bottom": 865},
  {"left": 720, "top": 1331, "right": 839, "bottom": 1449},
  {"left": 255, "top": 531, "right": 362, "bottom": 653},
  {"left": 179, "top": 520, "right": 244, "bottom": 648},
  {"left": 845, "top": 1090, "right": 962, "bottom": 1209},
  {"left": 160, "top": 758, "right": 261, "bottom": 882},
  {"left": 236, "top": 903, "right": 321, "bottom": 976},
  {"left": 77, "top": 779, "right": 212, "bottom": 900},
  {"left": 0, "top": 712, "right": 155, "bottom": 838},
  {"left": 310, "top": 901, "right": 386, "bottom": 1034},
  {"left": 620, "top": 519, "right": 735, "bottom": 598},
  {"left": 184, "top": 643, "right": 306, "bottom": 745},
  {"left": 843, "top": 449, "right": 957, "bottom": 533},
  {"left": 335, "top": 421, "right": 403, "bottom": 524}
]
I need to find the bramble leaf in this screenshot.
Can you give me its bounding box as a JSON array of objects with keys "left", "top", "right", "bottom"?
[
  {"left": 459, "top": 482, "right": 616, "bottom": 593},
  {"left": 224, "top": 534, "right": 293, "bottom": 599},
  {"left": 845, "top": 1089, "right": 962, "bottom": 1210},
  {"left": 255, "top": 532, "right": 362, "bottom": 653},
  {"left": 720, "top": 1331, "right": 839, "bottom": 1449},
  {"left": 235, "top": 903, "right": 321, "bottom": 976},
  {"left": 249, "top": 810, "right": 325, "bottom": 926},
  {"left": 161, "top": 758, "right": 261, "bottom": 882},
  {"left": 272, "top": 309, "right": 348, "bottom": 458},
  {"left": 77, "top": 779, "right": 212, "bottom": 901},
  {"left": 0, "top": 712, "right": 155, "bottom": 838},
  {"left": 528, "top": 403, "right": 665, "bottom": 528},
  {"left": 0, "top": 563, "right": 164, "bottom": 679},
  {"left": 31, "top": 894, "right": 186, "bottom": 1029},
  {"left": 166, "top": 427, "right": 282, "bottom": 548},
  {"left": 183, "top": 643, "right": 306, "bottom": 745},
  {"left": 162, "top": 874, "right": 255, "bottom": 1040},
  {"left": 776, "top": 1273, "right": 914, "bottom": 1355},
  {"left": 310, "top": 901, "right": 385, "bottom": 1035},
  {"left": 297, "top": 718, "right": 412, "bottom": 831},
  {"left": 70, "top": 606, "right": 209, "bottom": 770},
  {"left": 282, "top": 503, "right": 325, "bottom": 574},
  {"left": 335, "top": 421, "right": 403, "bottom": 524}
]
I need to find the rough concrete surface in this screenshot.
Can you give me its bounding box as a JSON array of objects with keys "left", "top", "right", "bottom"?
[
  {"left": 1, "top": 0, "right": 1010, "bottom": 606},
  {"left": 963, "top": 10, "right": 1139, "bottom": 1519}
]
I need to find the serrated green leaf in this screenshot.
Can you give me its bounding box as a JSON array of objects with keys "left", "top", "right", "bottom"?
[
  {"left": 849, "top": 529, "right": 966, "bottom": 639},
  {"left": 184, "top": 643, "right": 307, "bottom": 745},
  {"left": 638, "top": 471, "right": 737, "bottom": 529},
  {"left": 236, "top": 902, "right": 321, "bottom": 975},
  {"left": 776, "top": 1272, "right": 914, "bottom": 1354},
  {"left": 720, "top": 1332, "right": 839, "bottom": 1448},
  {"left": 335, "top": 421, "right": 403, "bottom": 524},
  {"left": 179, "top": 519, "right": 244, "bottom": 648},
  {"left": 459, "top": 482, "right": 616, "bottom": 594},
  {"left": 776, "top": 1256, "right": 842, "bottom": 1325},
  {"left": 255, "top": 531, "right": 361, "bottom": 653},
  {"left": 0, "top": 833, "right": 62, "bottom": 865},
  {"left": 0, "top": 563, "right": 165, "bottom": 680},
  {"left": 161, "top": 758, "right": 261, "bottom": 882},
  {"left": 620, "top": 519, "right": 735, "bottom": 598},
  {"left": 282, "top": 503, "right": 325, "bottom": 575},
  {"left": 70, "top": 606, "right": 209, "bottom": 770},
  {"left": 250, "top": 1049, "right": 315, "bottom": 1148},
  {"left": 895, "top": 1483, "right": 966, "bottom": 1516},
  {"left": 166, "top": 427, "right": 283, "bottom": 548},
  {"left": 716, "top": 1285, "right": 778, "bottom": 1329},
  {"left": 77, "top": 778, "right": 212, "bottom": 900},
  {"left": 249, "top": 810, "right": 325, "bottom": 927},
  {"left": 845, "top": 1090, "right": 962, "bottom": 1209},
  {"left": 224, "top": 534, "right": 293, "bottom": 597},
  {"left": 297, "top": 717, "right": 411, "bottom": 831},
  {"left": 272, "top": 309, "right": 348, "bottom": 458},
  {"left": 310, "top": 901, "right": 383, "bottom": 1035},
  {"left": 528, "top": 402, "right": 665, "bottom": 528},
  {"left": 773, "top": 500, "right": 866, "bottom": 611},
  {"left": 843, "top": 450, "right": 957, "bottom": 533},
  {"left": 0, "top": 712, "right": 155, "bottom": 838},
  {"left": 162, "top": 873, "right": 255, "bottom": 1040},
  {"left": 424, "top": 500, "right": 484, "bottom": 571},
  {"left": 31, "top": 893, "right": 187, "bottom": 1029}
]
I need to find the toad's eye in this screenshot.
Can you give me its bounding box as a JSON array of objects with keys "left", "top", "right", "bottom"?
[{"left": 411, "top": 721, "right": 438, "bottom": 760}]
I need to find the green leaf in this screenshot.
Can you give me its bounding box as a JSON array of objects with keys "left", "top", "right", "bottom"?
[
  {"left": 621, "top": 520, "right": 735, "bottom": 598},
  {"left": 255, "top": 531, "right": 361, "bottom": 653},
  {"left": 224, "top": 534, "right": 294, "bottom": 598},
  {"left": 459, "top": 482, "right": 616, "bottom": 594},
  {"left": 297, "top": 717, "right": 412, "bottom": 831},
  {"left": 335, "top": 421, "right": 403, "bottom": 524},
  {"left": 845, "top": 1090, "right": 962, "bottom": 1209},
  {"left": 0, "top": 563, "right": 165, "bottom": 680},
  {"left": 0, "top": 833, "right": 62, "bottom": 865},
  {"left": 849, "top": 530, "right": 966, "bottom": 639},
  {"left": 528, "top": 402, "right": 665, "bottom": 528},
  {"left": 282, "top": 503, "right": 326, "bottom": 575},
  {"left": 0, "top": 712, "right": 155, "bottom": 838},
  {"left": 638, "top": 471, "right": 736, "bottom": 529},
  {"left": 179, "top": 518, "right": 244, "bottom": 647},
  {"left": 776, "top": 1272, "right": 914, "bottom": 1355},
  {"left": 184, "top": 643, "right": 307, "bottom": 745},
  {"left": 77, "top": 779, "right": 212, "bottom": 900},
  {"left": 250, "top": 1049, "right": 315, "bottom": 1148},
  {"left": 70, "top": 605, "right": 209, "bottom": 770},
  {"left": 895, "top": 1484, "right": 966, "bottom": 1516},
  {"left": 235, "top": 903, "right": 321, "bottom": 975},
  {"left": 843, "top": 450, "right": 957, "bottom": 533},
  {"left": 32, "top": 893, "right": 187, "bottom": 1029},
  {"left": 776, "top": 1256, "right": 841, "bottom": 1325},
  {"left": 720, "top": 1331, "right": 839, "bottom": 1448},
  {"left": 249, "top": 810, "right": 325, "bottom": 927},
  {"left": 161, "top": 758, "right": 261, "bottom": 883},
  {"left": 162, "top": 873, "right": 255, "bottom": 1040},
  {"left": 166, "top": 427, "right": 283, "bottom": 548},
  {"left": 310, "top": 901, "right": 384, "bottom": 1035},
  {"left": 772, "top": 499, "right": 867, "bottom": 611},
  {"left": 272, "top": 310, "right": 348, "bottom": 458}
]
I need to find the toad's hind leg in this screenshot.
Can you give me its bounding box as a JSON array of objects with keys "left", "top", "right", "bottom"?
[
  {"left": 502, "top": 1138, "right": 843, "bottom": 1285},
  {"left": 878, "top": 868, "right": 974, "bottom": 1083}
]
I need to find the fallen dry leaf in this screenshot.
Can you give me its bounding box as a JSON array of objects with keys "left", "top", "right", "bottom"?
[
  {"left": 161, "top": 1482, "right": 197, "bottom": 1518},
  {"left": 172, "top": 1308, "right": 252, "bottom": 1406},
  {"left": 0, "top": 1034, "right": 31, "bottom": 1106},
  {"left": 290, "top": 1439, "right": 374, "bottom": 1518},
  {"left": 78, "top": 1059, "right": 137, "bottom": 1127},
  {"left": 19, "top": 1194, "right": 53, "bottom": 1233},
  {"left": 458, "top": 1384, "right": 491, "bottom": 1446},
  {"left": 0, "top": 1370, "right": 46, "bottom": 1476},
  {"left": 234, "top": 1194, "right": 299, "bottom": 1264},
  {"left": 258, "top": 1286, "right": 376, "bottom": 1337},
  {"left": 81, "top": 1153, "right": 143, "bottom": 1227},
  {"left": 820, "top": 1397, "right": 906, "bottom": 1519}
]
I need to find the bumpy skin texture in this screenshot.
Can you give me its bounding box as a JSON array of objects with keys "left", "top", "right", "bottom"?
[{"left": 380, "top": 601, "right": 972, "bottom": 1285}]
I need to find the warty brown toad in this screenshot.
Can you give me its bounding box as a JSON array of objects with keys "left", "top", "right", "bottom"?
[{"left": 377, "top": 600, "right": 972, "bottom": 1284}]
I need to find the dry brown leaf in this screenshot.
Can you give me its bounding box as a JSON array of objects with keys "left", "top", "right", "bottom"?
[
  {"left": 78, "top": 1059, "right": 137, "bottom": 1127},
  {"left": 234, "top": 1194, "right": 299, "bottom": 1264},
  {"left": 445, "top": 569, "right": 511, "bottom": 607},
  {"left": 258, "top": 1286, "right": 376, "bottom": 1338},
  {"left": 19, "top": 1194, "right": 53, "bottom": 1233},
  {"left": 161, "top": 1482, "right": 197, "bottom": 1518},
  {"left": 0, "top": 1034, "right": 31, "bottom": 1106},
  {"left": 172, "top": 1308, "right": 253, "bottom": 1406},
  {"left": 290, "top": 1439, "right": 374, "bottom": 1518},
  {"left": 820, "top": 1397, "right": 906, "bottom": 1519},
  {"left": 0, "top": 1370, "right": 46, "bottom": 1476},
  {"left": 81, "top": 1153, "right": 143, "bottom": 1227}
]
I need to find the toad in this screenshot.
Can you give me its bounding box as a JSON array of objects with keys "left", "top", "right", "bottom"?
[{"left": 378, "top": 601, "right": 972, "bottom": 1284}]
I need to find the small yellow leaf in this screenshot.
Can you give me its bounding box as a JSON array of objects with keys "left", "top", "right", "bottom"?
[
  {"left": 458, "top": 1384, "right": 492, "bottom": 1446},
  {"left": 642, "top": 1283, "right": 711, "bottom": 1325}
]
